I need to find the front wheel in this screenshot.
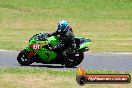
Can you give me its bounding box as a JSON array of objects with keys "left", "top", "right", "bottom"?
[
  {"left": 17, "top": 50, "right": 34, "bottom": 66},
  {"left": 65, "top": 53, "right": 84, "bottom": 67}
]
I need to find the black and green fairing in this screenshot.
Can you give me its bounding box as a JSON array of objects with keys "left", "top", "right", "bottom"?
[{"left": 25, "top": 33, "right": 91, "bottom": 63}]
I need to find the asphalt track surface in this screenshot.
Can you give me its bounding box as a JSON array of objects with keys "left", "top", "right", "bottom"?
[{"left": 0, "top": 51, "right": 132, "bottom": 72}]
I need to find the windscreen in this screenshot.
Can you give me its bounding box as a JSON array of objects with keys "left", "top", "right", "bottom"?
[{"left": 29, "top": 32, "right": 48, "bottom": 42}]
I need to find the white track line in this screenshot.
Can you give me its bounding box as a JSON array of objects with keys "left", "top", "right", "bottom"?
[
  {"left": 85, "top": 52, "right": 132, "bottom": 55},
  {"left": 113, "top": 53, "right": 132, "bottom": 55},
  {"left": 0, "top": 49, "right": 13, "bottom": 51}
]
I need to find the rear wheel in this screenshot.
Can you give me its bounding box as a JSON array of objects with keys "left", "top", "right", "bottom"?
[
  {"left": 17, "top": 50, "right": 34, "bottom": 66},
  {"left": 65, "top": 53, "right": 84, "bottom": 67}
]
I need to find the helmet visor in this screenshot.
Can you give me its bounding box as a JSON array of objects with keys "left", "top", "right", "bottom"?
[{"left": 57, "top": 24, "right": 65, "bottom": 32}]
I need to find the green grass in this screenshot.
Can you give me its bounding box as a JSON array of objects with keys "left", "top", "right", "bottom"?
[
  {"left": 0, "top": 67, "right": 130, "bottom": 75},
  {"left": 0, "top": 67, "right": 131, "bottom": 88},
  {"left": 0, "top": 0, "right": 132, "bottom": 52}
]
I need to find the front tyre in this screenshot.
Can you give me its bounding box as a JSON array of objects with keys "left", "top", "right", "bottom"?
[
  {"left": 17, "top": 50, "right": 33, "bottom": 66},
  {"left": 65, "top": 53, "right": 84, "bottom": 67}
]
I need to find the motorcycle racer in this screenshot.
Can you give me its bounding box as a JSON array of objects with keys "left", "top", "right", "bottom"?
[
  {"left": 17, "top": 20, "right": 91, "bottom": 67},
  {"left": 48, "top": 20, "right": 76, "bottom": 53}
]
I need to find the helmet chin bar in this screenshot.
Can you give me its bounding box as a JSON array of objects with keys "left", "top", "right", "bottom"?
[{"left": 57, "top": 29, "right": 61, "bottom": 32}]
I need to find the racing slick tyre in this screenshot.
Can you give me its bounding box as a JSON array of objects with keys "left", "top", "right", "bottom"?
[
  {"left": 65, "top": 52, "right": 84, "bottom": 67},
  {"left": 17, "top": 50, "right": 34, "bottom": 66}
]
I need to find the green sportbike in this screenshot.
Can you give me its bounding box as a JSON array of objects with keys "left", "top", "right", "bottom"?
[{"left": 17, "top": 32, "right": 91, "bottom": 67}]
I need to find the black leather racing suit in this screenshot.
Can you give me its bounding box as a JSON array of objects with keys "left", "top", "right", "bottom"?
[{"left": 48, "top": 26, "right": 76, "bottom": 53}]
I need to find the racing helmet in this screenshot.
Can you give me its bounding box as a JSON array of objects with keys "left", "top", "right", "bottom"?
[{"left": 57, "top": 20, "right": 69, "bottom": 32}]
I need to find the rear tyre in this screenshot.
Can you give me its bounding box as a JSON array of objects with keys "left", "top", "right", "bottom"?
[
  {"left": 65, "top": 53, "right": 84, "bottom": 67},
  {"left": 17, "top": 50, "right": 34, "bottom": 66}
]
